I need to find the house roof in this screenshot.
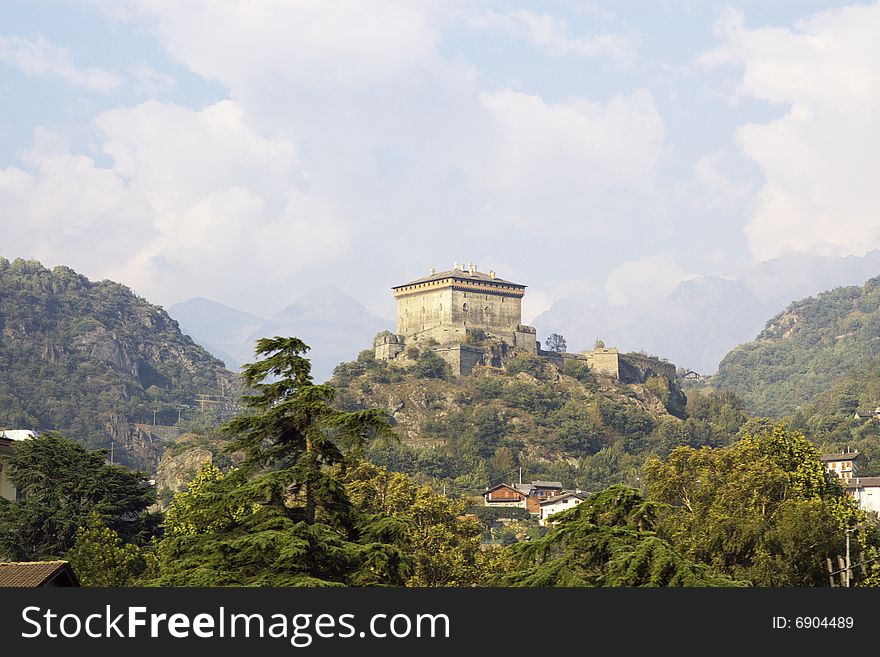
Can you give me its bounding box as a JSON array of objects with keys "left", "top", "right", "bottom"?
[
  {"left": 393, "top": 268, "right": 525, "bottom": 290},
  {"left": 530, "top": 481, "right": 563, "bottom": 489},
  {"left": 0, "top": 561, "right": 80, "bottom": 587},
  {"left": 540, "top": 492, "right": 587, "bottom": 506},
  {"left": 0, "top": 429, "right": 38, "bottom": 441},
  {"left": 483, "top": 483, "right": 526, "bottom": 497},
  {"left": 820, "top": 452, "right": 861, "bottom": 462},
  {"left": 846, "top": 477, "right": 880, "bottom": 489}
]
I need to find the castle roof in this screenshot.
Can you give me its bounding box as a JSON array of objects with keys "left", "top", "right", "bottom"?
[{"left": 393, "top": 267, "right": 525, "bottom": 290}]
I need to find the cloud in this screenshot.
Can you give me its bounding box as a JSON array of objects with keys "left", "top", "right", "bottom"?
[
  {"left": 605, "top": 255, "right": 696, "bottom": 306},
  {"left": 469, "top": 8, "right": 639, "bottom": 65},
  {"left": 474, "top": 88, "right": 664, "bottom": 230},
  {"left": 0, "top": 34, "right": 119, "bottom": 91},
  {"left": 700, "top": 5, "right": 880, "bottom": 260},
  {"left": 690, "top": 150, "right": 751, "bottom": 210},
  {"left": 0, "top": 101, "right": 349, "bottom": 310}
]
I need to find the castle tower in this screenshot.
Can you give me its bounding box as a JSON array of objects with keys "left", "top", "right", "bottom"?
[{"left": 390, "top": 263, "right": 536, "bottom": 352}]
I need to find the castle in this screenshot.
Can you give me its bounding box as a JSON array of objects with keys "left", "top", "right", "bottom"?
[{"left": 374, "top": 263, "right": 676, "bottom": 382}]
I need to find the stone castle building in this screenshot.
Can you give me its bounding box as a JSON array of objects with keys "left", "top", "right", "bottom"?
[{"left": 374, "top": 263, "right": 676, "bottom": 382}]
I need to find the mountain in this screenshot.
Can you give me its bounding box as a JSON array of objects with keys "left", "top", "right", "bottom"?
[
  {"left": 714, "top": 274, "right": 880, "bottom": 417},
  {"left": 533, "top": 250, "right": 880, "bottom": 374},
  {"left": 169, "top": 287, "right": 392, "bottom": 383},
  {"left": 250, "top": 286, "right": 391, "bottom": 382},
  {"left": 168, "top": 297, "right": 266, "bottom": 371},
  {"left": 0, "top": 258, "right": 239, "bottom": 468}
]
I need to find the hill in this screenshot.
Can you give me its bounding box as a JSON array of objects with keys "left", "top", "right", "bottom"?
[
  {"left": 714, "top": 274, "right": 880, "bottom": 417},
  {"left": 329, "top": 348, "right": 744, "bottom": 496},
  {"left": 0, "top": 258, "right": 238, "bottom": 468}
]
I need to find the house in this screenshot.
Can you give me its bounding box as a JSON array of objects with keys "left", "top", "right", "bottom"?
[
  {"left": 853, "top": 407, "right": 880, "bottom": 421},
  {"left": 482, "top": 481, "right": 564, "bottom": 515},
  {"left": 820, "top": 451, "right": 860, "bottom": 483},
  {"left": 539, "top": 492, "right": 586, "bottom": 526},
  {"left": 846, "top": 477, "right": 880, "bottom": 515},
  {"left": 0, "top": 561, "right": 80, "bottom": 587},
  {"left": 0, "top": 429, "right": 37, "bottom": 501}
]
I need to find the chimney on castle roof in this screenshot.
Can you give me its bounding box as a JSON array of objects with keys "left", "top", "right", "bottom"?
[
  {"left": 430, "top": 267, "right": 436, "bottom": 275},
  {"left": 453, "top": 261, "right": 459, "bottom": 270},
  {"left": 488, "top": 270, "right": 496, "bottom": 279},
  {"left": 469, "top": 263, "right": 477, "bottom": 274}
]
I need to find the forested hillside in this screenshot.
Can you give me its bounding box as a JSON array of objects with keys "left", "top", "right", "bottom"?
[
  {"left": 330, "top": 349, "right": 746, "bottom": 495},
  {"left": 715, "top": 275, "right": 880, "bottom": 417},
  {"left": 0, "top": 258, "right": 238, "bottom": 467}
]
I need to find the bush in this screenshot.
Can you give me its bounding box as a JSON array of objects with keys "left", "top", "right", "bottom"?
[{"left": 411, "top": 349, "right": 451, "bottom": 379}]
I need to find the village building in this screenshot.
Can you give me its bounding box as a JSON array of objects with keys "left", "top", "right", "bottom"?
[
  {"left": 0, "top": 561, "right": 80, "bottom": 587},
  {"left": 820, "top": 451, "right": 860, "bottom": 484},
  {"left": 0, "top": 429, "right": 37, "bottom": 502},
  {"left": 539, "top": 492, "right": 587, "bottom": 526},
  {"left": 482, "top": 481, "right": 564, "bottom": 515},
  {"left": 846, "top": 477, "right": 880, "bottom": 515}
]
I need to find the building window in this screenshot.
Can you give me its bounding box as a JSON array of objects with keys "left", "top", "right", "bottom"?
[{"left": 462, "top": 303, "right": 468, "bottom": 312}]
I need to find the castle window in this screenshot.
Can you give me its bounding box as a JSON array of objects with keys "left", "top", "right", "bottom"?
[{"left": 462, "top": 302, "right": 468, "bottom": 312}]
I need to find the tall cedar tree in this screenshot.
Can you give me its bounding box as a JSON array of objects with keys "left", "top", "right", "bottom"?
[
  {"left": 147, "top": 337, "right": 412, "bottom": 586},
  {"left": 224, "top": 336, "right": 394, "bottom": 524}
]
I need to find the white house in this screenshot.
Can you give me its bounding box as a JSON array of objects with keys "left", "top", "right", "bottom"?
[
  {"left": 846, "top": 477, "right": 880, "bottom": 515},
  {"left": 0, "top": 429, "right": 38, "bottom": 501},
  {"left": 539, "top": 492, "right": 586, "bottom": 526}
]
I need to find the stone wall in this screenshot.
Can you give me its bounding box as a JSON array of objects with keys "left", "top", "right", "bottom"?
[
  {"left": 582, "top": 348, "right": 621, "bottom": 379},
  {"left": 618, "top": 353, "right": 677, "bottom": 384}
]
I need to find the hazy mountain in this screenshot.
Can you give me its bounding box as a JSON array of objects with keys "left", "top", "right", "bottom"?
[
  {"left": 169, "top": 287, "right": 392, "bottom": 382},
  {"left": 168, "top": 297, "right": 266, "bottom": 371},
  {"left": 533, "top": 251, "right": 880, "bottom": 374},
  {"left": 249, "top": 286, "right": 391, "bottom": 382}
]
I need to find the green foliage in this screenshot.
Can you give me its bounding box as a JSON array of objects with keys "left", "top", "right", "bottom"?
[
  {"left": 147, "top": 338, "right": 412, "bottom": 586},
  {"left": 411, "top": 349, "right": 451, "bottom": 379},
  {"left": 0, "top": 258, "right": 236, "bottom": 467},
  {"left": 345, "top": 462, "right": 488, "bottom": 586},
  {"left": 544, "top": 333, "right": 567, "bottom": 353},
  {"left": 643, "top": 423, "right": 872, "bottom": 586},
  {"left": 560, "top": 359, "right": 596, "bottom": 385},
  {"left": 495, "top": 486, "right": 743, "bottom": 587},
  {"left": 715, "top": 275, "right": 880, "bottom": 417},
  {"left": 0, "top": 433, "right": 157, "bottom": 561},
  {"left": 504, "top": 353, "right": 548, "bottom": 379},
  {"left": 67, "top": 513, "right": 146, "bottom": 587}
]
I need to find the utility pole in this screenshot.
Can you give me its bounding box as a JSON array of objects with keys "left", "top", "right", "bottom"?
[
  {"left": 109, "top": 439, "right": 114, "bottom": 464},
  {"left": 846, "top": 528, "right": 853, "bottom": 587},
  {"left": 519, "top": 467, "right": 522, "bottom": 484}
]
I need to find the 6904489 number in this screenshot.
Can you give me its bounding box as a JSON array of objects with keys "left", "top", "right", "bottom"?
[{"left": 795, "top": 617, "right": 853, "bottom": 629}]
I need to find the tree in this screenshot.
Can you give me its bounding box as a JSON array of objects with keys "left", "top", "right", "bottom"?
[
  {"left": 545, "top": 333, "right": 567, "bottom": 353},
  {"left": 67, "top": 513, "right": 145, "bottom": 587},
  {"left": 642, "top": 423, "right": 872, "bottom": 586},
  {"left": 345, "top": 462, "right": 489, "bottom": 586},
  {"left": 495, "top": 486, "right": 743, "bottom": 587},
  {"left": 0, "top": 433, "right": 157, "bottom": 561},
  {"left": 594, "top": 339, "right": 605, "bottom": 349},
  {"left": 147, "top": 337, "right": 411, "bottom": 586}
]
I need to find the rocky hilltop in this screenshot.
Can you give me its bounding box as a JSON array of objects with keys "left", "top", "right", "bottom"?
[{"left": 0, "top": 258, "right": 239, "bottom": 468}]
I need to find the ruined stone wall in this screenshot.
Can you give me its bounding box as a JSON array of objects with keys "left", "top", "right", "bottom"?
[
  {"left": 433, "top": 344, "right": 488, "bottom": 376},
  {"left": 582, "top": 348, "right": 621, "bottom": 379},
  {"left": 618, "top": 353, "right": 677, "bottom": 384}
]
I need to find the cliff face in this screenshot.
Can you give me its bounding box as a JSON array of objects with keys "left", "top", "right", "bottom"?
[{"left": 0, "top": 258, "right": 240, "bottom": 469}]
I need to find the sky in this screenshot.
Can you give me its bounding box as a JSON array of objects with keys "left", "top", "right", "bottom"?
[{"left": 2, "top": 0, "right": 879, "bottom": 322}]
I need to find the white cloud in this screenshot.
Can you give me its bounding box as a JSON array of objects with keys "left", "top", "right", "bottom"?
[
  {"left": 470, "top": 8, "right": 638, "bottom": 65},
  {"left": 474, "top": 88, "right": 664, "bottom": 229},
  {"left": 0, "top": 34, "right": 119, "bottom": 91},
  {"left": 605, "top": 255, "right": 696, "bottom": 306},
  {"left": 0, "top": 101, "right": 349, "bottom": 310},
  {"left": 701, "top": 5, "right": 880, "bottom": 260},
  {"left": 129, "top": 63, "right": 176, "bottom": 97},
  {"left": 690, "top": 150, "right": 750, "bottom": 210}
]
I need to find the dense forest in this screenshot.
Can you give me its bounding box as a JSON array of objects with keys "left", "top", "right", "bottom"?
[
  {"left": 715, "top": 274, "right": 880, "bottom": 417},
  {"left": 329, "top": 348, "right": 747, "bottom": 497},
  {"left": 0, "top": 258, "right": 237, "bottom": 467}
]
